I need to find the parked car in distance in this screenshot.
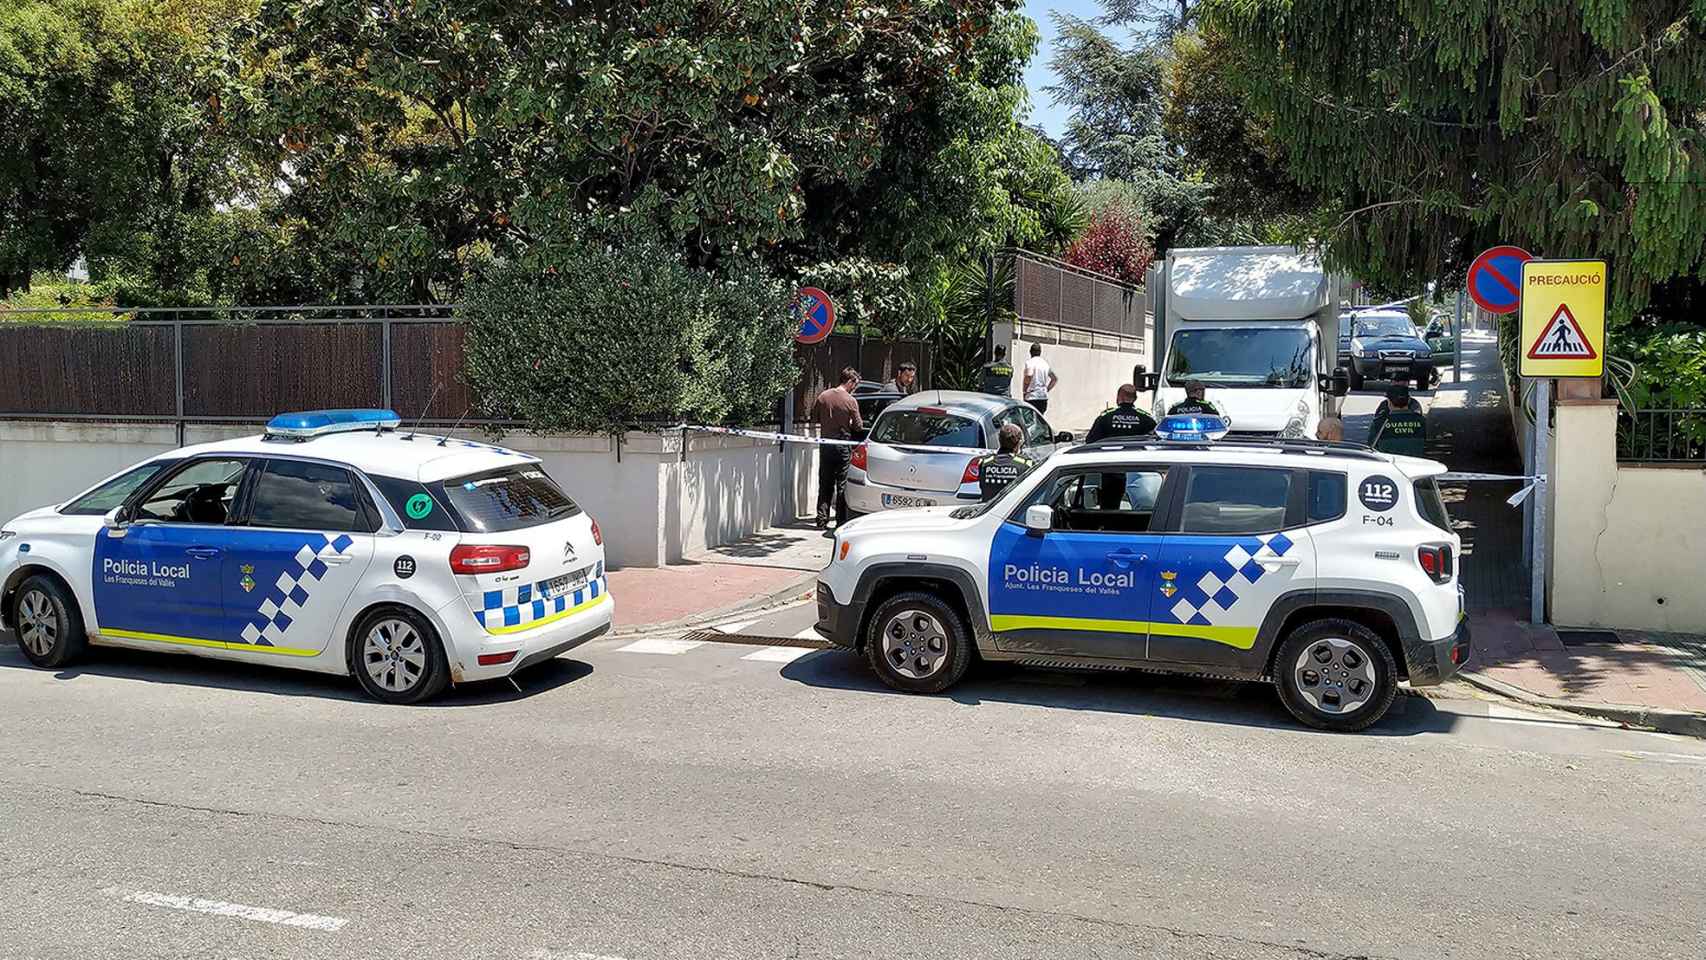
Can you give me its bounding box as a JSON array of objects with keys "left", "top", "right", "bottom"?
[
  {"left": 852, "top": 380, "right": 906, "bottom": 426},
  {"left": 843, "top": 392, "right": 1072, "bottom": 515},
  {"left": 1346, "top": 310, "right": 1438, "bottom": 392}
]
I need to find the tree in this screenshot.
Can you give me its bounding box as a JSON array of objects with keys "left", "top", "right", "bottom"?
[
  {"left": 1200, "top": 0, "right": 1706, "bottom": 326},
  {"left": 1064, "top": 201, "right": 1154, "bottom": 284}
]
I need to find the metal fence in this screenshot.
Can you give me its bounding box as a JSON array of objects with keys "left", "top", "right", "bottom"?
[
  {"left": 1012, "top": 250, "right": 1146, "bottom": 342},
  {"left": 1618, "top": 407, "right": 1706, "bottom": 464}
]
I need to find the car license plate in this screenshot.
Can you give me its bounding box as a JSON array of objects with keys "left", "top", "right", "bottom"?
[
  {"left": 545, "top": 567, "right": 590, "bottom": 598},
  {"left": 883, "top": 494, "right": 934, "bottom": 509}
]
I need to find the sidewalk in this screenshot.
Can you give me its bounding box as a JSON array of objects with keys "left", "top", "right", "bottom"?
[
  {"left": 605, "top": 521, "right": 827, "bottom": 634},
  {"left": 1464, "top": 610, "right": 1706, "bottom": 736}
]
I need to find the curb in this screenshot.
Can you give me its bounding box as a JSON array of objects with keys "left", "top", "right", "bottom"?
[
  {"left": 1459, "top": 669, "right": 1706, "bottom": 738},
  {"left": 611, "top": 570, "right": 819, "bottom": 638}
]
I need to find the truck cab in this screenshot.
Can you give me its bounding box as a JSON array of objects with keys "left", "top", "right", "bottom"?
[{"left": 1147, "top": 247, "right": 1350, "bottom": 438}]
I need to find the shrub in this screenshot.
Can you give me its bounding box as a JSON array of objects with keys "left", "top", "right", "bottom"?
[
  {"left": 1063, "top": 205, "right": 1155, "bottom": 285},
  {"left": 462, "top": 238, "right": 797, "bottom": 435}
]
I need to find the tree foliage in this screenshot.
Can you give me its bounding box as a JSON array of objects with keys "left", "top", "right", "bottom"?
[
  {"left": 1064, "top": 201, "right": 1155, "bottom": 284},
  {"left": 1200, "top": 0, "right": 1706, "bottom": 326}
]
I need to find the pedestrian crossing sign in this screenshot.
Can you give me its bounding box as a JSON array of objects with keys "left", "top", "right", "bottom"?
[{"left": 1520, "top": 259, "right": 1606, "bottom": 377}]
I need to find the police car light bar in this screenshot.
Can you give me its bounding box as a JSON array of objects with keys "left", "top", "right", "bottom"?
[
  {"left": 265, "top": 408, "right": 402, "bottom": 439},
  {"left": 1154, "top": 414, "right": 1230, "bottom": 442}
]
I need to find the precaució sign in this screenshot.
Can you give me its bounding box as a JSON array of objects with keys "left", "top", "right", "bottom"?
[
  {"left": 794, "top": 287, "right": 837, "bottom": 344},
  {"left": 1519, "top": 260, "right": 1606, "bottom": 378}
]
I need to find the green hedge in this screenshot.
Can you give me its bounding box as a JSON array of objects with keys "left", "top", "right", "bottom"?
[{"left": 463, "top": 241, "right": 797, "bottom": 435}]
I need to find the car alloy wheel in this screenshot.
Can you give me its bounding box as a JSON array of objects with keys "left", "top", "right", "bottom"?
[
  {"left": 881, "top": 609, "right": 949, "bottom": 679},
  {"left": 363, "top": 618, "right": 428, "bottom": 693},
  {"left": 1292, "top": 637, "right": 1377, "bottom": 715},
  {"left": 16, "top": 588, "right": 59, "bottom": 658}
]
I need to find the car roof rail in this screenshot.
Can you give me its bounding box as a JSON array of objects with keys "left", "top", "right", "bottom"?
[{"left": 1065, "top": 436, "right": 1388, "bottom": 462}]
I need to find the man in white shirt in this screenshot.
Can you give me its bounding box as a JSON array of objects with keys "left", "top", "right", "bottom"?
[{"left": 1021, "top": 343, "right": 1057, "bottom": 415}]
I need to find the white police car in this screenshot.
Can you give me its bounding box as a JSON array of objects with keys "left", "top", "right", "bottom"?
[
  {"left": 816, "top": 415, "right": 1469, "bottom": 731},
  {"left": 0, "top": 410, "right": 612, "bottom": 703}
]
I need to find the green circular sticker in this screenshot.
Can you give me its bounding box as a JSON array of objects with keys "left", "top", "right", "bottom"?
[{"left": 405, "top": 493, "right": 434, "bottom": 520}]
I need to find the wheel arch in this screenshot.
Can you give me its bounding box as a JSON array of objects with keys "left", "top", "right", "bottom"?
[
  {"left": 342, "top": 599, "right": 452, "bottom": 679},
  {"left": 2, "top": 563, "right": 86, "bottom": 633},
  {"left": 850, "top": 562, "right": 988, "bottom": 653},
  {"left": 1257, "top": 590, "right": 1421, "bottom": 681}
]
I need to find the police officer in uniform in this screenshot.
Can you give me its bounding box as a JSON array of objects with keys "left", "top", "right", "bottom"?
[
  {"left": 1167, "top": 380, "right": 1222, "bottom": 417},
  {"left": 978, "top": 345, "right": 1015, "bottom": 397},
  {"left": 1369, "top": 383, "right": 1426, "bottom": 456},
  {"left": 1086, "top": 384, "right": 1158, "bottom": 509},
  {"left": 1086, "top": 384, "right": 1157, "bottom": 442},
  {"left": 971, "top": 423, "right": 1034, "bottom": 501}
]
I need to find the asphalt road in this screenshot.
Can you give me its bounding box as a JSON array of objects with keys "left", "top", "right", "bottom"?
[{"left": 3, "top": 611, "right": 1705, "bottom": 960}]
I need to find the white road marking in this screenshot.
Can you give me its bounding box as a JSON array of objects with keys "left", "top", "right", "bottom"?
[
  {"left": 103, "top": 888, "right": 347, "bottom": 931},
  {"left": 615, "top": 638, "right": 705, "bottom": 656},
  {"left": 791, "top": 626, "right": 824, "bottom": 640},
  {"left": 1483, "top": 703, "right": 1603, "bottom": 728},
  {"left": 741, "top": 646, "right": 813, "bottom": 664},
  {"left": 525, "top": 950, "right": 632, "bottom": 960},
  {"left": 711, "top": 619, "right": 755, "bottom": 634},
  {"left": 1608, "top": 750, "right": 1706, "bottom": 766}
]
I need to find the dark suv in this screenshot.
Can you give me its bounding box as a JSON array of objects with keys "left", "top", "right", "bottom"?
[{"left": 1346, "top": 311, "right": 1437, "bottom": 391}]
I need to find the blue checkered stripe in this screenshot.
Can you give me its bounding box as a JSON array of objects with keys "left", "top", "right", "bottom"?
[
  {"left": 1164, "top": 532, "right": 1295, "bottom": 627},
  {"left": 239, "top": 534, "right": 355, "bottom": 646},
  {"left": 477, "top": 562, "right": 606, "bottom": 631}
]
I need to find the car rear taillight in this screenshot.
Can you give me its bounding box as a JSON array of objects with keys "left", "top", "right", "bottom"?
[
  {"left": 961, "top": 458, "right": 980, "bottom": 484},
  {"left": 850, "top": 443, "right": 868, "bottom": 471},
  {"left": 1418, "top": 544, "right": 1454, "bottom": 584},
  {"left": 590, "top": 517, "right": 602, "bottom": 546},
  {"left": 450, "top": 544, "right": 531, "bottom": 574}
]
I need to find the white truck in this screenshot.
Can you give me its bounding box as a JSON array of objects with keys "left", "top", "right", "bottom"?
[{"left": 1141, "top": 246, "right": 1351, "bottom": 438}]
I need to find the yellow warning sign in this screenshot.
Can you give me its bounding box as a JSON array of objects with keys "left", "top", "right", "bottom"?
[{"left": 1520, "top": 259, "right": 1606, "bottom": 377}]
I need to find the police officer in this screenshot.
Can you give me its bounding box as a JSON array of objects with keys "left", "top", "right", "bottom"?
[
  {"left": 971, "top": 423, "right": 1034, "bottom": 501},
  {"left": 978, "top": 346, "right": 1014, "bottom": 397},
  {"left": 1167, "top": 380, "right": 1222, "bottom": 417},
  {"left": 1369, "top": 383, "right": 1426, "bottom": 456},
  {"left": 1086, "top": 384, "right": 1157, "bottom": 442}
]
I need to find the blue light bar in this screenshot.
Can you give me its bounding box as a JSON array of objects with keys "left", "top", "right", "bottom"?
[
  {"left": 1154, "top": 413, "right": 1230, "bottom": 442},
  {"left": 265, "top": 408, "right": 401, "bottom": 439}
]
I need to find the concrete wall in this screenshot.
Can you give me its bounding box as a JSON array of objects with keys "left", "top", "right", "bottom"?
[
  {"left": 1549, "top": 400, "right": 1706, "bottom": 632},
  {"left": 997, "top": 319, "right": 1151, "bottom": 432},
  {"left": 0, "top": 420, "right": 814, "bottom": 570}
]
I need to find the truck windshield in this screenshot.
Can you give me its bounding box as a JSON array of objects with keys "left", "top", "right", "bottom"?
[{"left": 1166, "top": 328, "right": 1313, "bottom": 388}]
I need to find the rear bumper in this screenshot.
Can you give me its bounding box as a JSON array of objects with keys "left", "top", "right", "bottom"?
[
  {"left": 1404, "top": 616, "right": 1470, "bottom": 686},
  {"left": 844, "top": 475, "right": 968, "bottom": 513},
  {"left": 442, "top": 593, "right": 615, "bottom": 683}
]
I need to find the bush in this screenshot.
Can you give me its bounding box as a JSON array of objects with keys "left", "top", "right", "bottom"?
[{"left": 462, "top": 238, "right": 797, "bottom": 435}]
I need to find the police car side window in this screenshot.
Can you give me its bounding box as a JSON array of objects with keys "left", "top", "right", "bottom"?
[
  {"left": 369, "top": 474, "right": 459, "bottom": 532},
  {"left": 247, "top": 459, "right": 363, "bottom": 533},
  {"left": 1016, "top": 466, "right": 1170, "bottom": 534},
  {"left": 60, "top": 461, "right": 175, "bottom": 516},
  {"left": 1308, "top": 472, "right": 1347, "bottom": 524},
  {"left": 133, "top": 458, "right": 249, "bottom": 525},
  {"left": 1178, "top": 466, "right": 1292, "bottom": 535}
]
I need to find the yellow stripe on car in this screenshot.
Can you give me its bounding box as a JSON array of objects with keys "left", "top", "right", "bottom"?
[
  {"left": 989, "top": 615, "right": 1258, "bottom": 650},
  {"left": 484, "top": 591, "right": 611, "bottom": 636},
  {"left": 101, "top": 628, "right": 320, "bottom": 657}
]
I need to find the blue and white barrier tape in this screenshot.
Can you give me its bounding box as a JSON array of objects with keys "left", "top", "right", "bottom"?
[{"left": 1436, "top": 472, "right": 1547, "bottom": 507}]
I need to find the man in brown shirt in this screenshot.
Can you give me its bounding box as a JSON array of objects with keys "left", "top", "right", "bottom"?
[{"left": 815, "top": 367, "right": 863, "bottom": 529}]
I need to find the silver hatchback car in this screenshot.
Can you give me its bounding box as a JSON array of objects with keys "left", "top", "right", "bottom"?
[{"left": 843, "top": 391, "right": 1073, "bottom": 515}]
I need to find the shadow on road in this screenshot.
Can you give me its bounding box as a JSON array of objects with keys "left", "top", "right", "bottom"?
[
  {"left": 0, "top": 640, "right": 594, "bottom": 706},
  {"left": 780, "top": 648, "right": 1459, "bottom": 737}
]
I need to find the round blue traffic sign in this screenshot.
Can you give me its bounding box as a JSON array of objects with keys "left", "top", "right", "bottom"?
[
  {"left": 794, "top": 287, "right": 836, "bottom": 344},
  {"left": 1467, "top": 245, "right": 1533, "bottom": 315}
]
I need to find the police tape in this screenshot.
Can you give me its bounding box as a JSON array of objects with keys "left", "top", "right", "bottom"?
[{"left": 1437, "top": 472, "right": 1547, "bottom": 507}]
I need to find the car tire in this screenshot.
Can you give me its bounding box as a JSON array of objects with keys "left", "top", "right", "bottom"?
[
  {"left": 1347, "top": 368, "right": 1365, "bottom": 392},
  {"left": 10, "top": 575, "right": 88, "bottom": 669},
  {"left": 1273, "top": 618, "right": 1398, "bottom": 732},
  {"left": 348, "top": 606, "right": 451, "bottom": 704},
  {"left": 863, "top": 591, "right": 973, "bottom": 694}
]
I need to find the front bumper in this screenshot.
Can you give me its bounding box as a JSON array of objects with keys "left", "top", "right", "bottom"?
[
  {"left": 816, "top": 581, "right": 862, "bottom": 649},
  {"left": 443, "top": 593, "right": 616, "bottom": 683},
  {"left": 1353, "top": 356, "right": 1438, "bottom": 382},
  {"left": 1404, "top": 616, "right": 1471, "bottom": 686}
]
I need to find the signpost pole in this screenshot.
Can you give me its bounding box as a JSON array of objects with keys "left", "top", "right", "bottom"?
[
  {"left": 781, "top": 389, "right": 795, "bottom": 522},
  {"left": 1453, "top": 290, "right": 1465, "bottom": 383},
  {"left": 1530, "top": 379, "right": 1551, "bottom": 624}
]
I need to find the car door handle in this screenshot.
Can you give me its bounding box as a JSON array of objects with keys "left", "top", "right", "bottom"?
[
  {"left": 1106, "top": 549, "right": 1147, "bottom": 566},
  {"left": 1261, "top": 557, "right": 1302, "bottom": 568},
  {"left": 321, "top": 554, "right": 352, "bottom": 566},
  {"left": 185, "top": 547, "right": 221, "bottom": 559}
]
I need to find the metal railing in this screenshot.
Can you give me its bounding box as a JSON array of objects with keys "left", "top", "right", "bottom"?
[{"left": 1618, "top": 407, "right": 1706, "bottom": 464}]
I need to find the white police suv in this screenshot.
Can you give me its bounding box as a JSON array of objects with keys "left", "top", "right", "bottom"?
[
  {"left": 0, "top": 410, "right": 612, "bottom": 703},
  {"left": 816, "top": 415, "right": 1469, "bottom": 731}
]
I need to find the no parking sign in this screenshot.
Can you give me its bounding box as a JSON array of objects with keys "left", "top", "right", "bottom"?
[
  {"left": 1466, "top": 246, "right": 1533, "bottom": 315},
  {"left": 794, "top": 287, "right": 836, "bottom": 344}
]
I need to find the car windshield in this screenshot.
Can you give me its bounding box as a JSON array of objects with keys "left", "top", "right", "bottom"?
[
  {"left": 438, "top": 464, "right": 580, "bottom": 533},
  {"left": 870, "top": 410, "right": 983, "bottom": 448},
  {"left": 1355, "top": 315, "right": 1414, "bottom": 338},
  {"left": 1165, "top": 328, "right": 1312, "bottom": 388}
]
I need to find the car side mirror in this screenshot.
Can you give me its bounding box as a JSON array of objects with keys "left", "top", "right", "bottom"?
[
  {"left": 1054, "top": 431, "right": 1075, "bottom": 443},
  {"left": 1024, "top": 504, "right": 1052, "bottom": 536},
  {"left": 1325, "top": 368, "right": 1351, "bottom": 398},
  {"left": 102, "top": 506, "right": 128, "bottom": 536},
  {"left": 1137, "top": 372, "right": 1161, "bottom": 392}
]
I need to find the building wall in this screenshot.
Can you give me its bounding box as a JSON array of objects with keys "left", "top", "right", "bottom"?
[
  {"left": 1549, "top": 400, "right": 1706, "bottom": 632},
  {"left": 0, "top": 420, "right": 813, "bottom": 570},
  {"left": 997, "top": 319, "right": 1151, "bottom": 433}
]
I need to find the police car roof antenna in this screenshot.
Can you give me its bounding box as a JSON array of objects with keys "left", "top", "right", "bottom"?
[
  {"left": 403, "top": 383, "right": 443, "bottom": 441},
  {"left": 437, "top": 406, "right": 472, "bottom": 447}
]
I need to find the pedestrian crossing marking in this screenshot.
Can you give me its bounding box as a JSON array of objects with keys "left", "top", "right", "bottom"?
[
  {"left": 741, "top": 646, "right": 814, "bottom": 663},
  {"left": 615, "top": 638, "right": 706, "bottom": 656},
  {"left": 1526, "top": 303, "right": 1597, "bottom": 360}
]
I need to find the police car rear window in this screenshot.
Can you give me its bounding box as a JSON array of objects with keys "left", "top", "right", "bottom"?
[
  {"left": 1414, "top": 479, "right": 1452, "bottom": 532},
  {"left": 438, "top": 465, "right": 580, "bottom": 533},
  {"left": 871, "top": 411, "right": 983, "bottom": 448}
]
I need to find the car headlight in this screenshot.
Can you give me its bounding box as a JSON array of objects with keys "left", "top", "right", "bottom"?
[{"left": 1282, "top": 417, "right": 1307, "bottom": 439}]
